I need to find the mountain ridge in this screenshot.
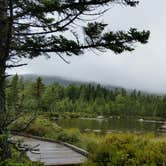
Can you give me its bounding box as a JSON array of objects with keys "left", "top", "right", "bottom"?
[{"left": 15, "top": 74, "right": 159, "bottom": 95}]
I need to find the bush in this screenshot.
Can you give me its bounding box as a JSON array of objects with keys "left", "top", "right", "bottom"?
[
  {"left": 84, "top": 134, "right": 166, "bottom": 166},
  {"left": 56, "top": 128, "right": 81, "bottom": 144},
  {"left": 9, "top": 115, "right": 62, "bottom": 138},
  {"left": 26, "top": 117, "right": 62, "bottom": 138},
  {"left": 81, "top": 133, "right": 102, "bottom": 151},
  {"left": 0, "top": 160, "right": 44, "bottom": 166},
  {"left": 0, "top": 134, "right": 11, "bottom": 160},
  {"left": 8, "top": 115, "right": 33, "bottom": 131}
]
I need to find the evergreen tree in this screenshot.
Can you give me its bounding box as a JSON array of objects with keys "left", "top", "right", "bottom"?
[
  {"left": 31, "top": 77, "right": 45, "bottom": 110},
  {"left": 6, "top": 74, "right": 19, "bottom": 110},
  {"left": 0, "top": 0, "right": 150, "bottom": 159},
  {"left": 42, "top": 83, "right": 64, "bottom": 110},
  {"left": 18, "top": 76, "right": 25, "bottom": 110}
]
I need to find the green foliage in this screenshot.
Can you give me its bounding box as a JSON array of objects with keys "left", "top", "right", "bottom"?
[
  {"left": 0, "top": 135, "right": 8, "bottom": 159},
  {"left": 6, "top": 0, "right": 149, "bottom": 59},
  {"left": 6, "top": 74, "right": 20, "bottom": 110},
  {"left": 9, "top": 116, "right": 62, "bottom": 138},
  {"left": 0, "top": 0, "right": 150, "bottom": 162},
  {"left": 82, "top": 133, "right": 102, "bottom": 151},
  {"left": 56, "top": 128, "right": 81, "bottom": 144},
  {"left": 6, "top": 76, "right": 166, "bottom": 119},
  {"left": 0, "top": 160, "right": 44, "bottom": 166},
  {"left": 26, "top": 117, "right": 62, "bottom": 137},
  {"left": 83, "top": 134, "right": 166, "bottom": 166},
  {"left": 8, "top": 114, "right": 166, "bottom": 166},
  {"left": 8, "top": 115, "right": 34, "bottom": 131},
  {"left": 30, "top": 77, "right": 45, "bottom": 110}
]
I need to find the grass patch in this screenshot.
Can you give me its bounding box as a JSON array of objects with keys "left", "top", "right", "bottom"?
[
  {"left": 83, "top": 133, "right": 166, "bottom": 166},
  {"left": 0, "top": 160, "right": 44, "bottom": 166}
]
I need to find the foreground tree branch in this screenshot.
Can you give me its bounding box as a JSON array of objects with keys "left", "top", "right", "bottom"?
[{"left": 0, "top": 0, "right": 149, "bottom": 160}]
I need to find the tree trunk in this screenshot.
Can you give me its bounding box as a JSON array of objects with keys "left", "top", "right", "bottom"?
[
  {"left": 0, "top": 0, "right": 12, "bottom": 160},
  {"left": 0, "top": 67, "right": 6, "bottom": 127},
  {"left": 0, "top": 0, "right": 8, "bottom": 120},
  {"left": 0, "top": 0, "right": 8, "bottom": 127}
]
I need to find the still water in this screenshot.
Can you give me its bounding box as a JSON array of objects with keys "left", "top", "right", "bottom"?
[{"left": 56, "top": 118, "right": 164, "bottom": 133}]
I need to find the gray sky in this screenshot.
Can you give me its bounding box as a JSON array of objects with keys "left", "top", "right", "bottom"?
[{"left": 9, "top": 0, "right": 166, "bottom": 94}]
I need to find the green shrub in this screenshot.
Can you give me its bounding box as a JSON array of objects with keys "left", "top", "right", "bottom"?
[
  {"left": 0, "top": 135, "right": 10, "bottom": 160},
  {"left": 8, "top": 115, "right": 33, "bottom": 131},
  {"left": 0, "top": 160, "right": 44, "bottom": 166},
  {"left": 84, "top": 134, "right": 166, "bottom": 166},
  {"left": 26, "top": 117, "right": 62, "bottom": 138},
  {"left": 81, "top": 133, "right": 102, "bottom": 151},
  {"left": 56, "top": 128, "right": 81, "bottom": 144},
  {"left": 9, "top": 115, "right": 62, "bottom": 138}
]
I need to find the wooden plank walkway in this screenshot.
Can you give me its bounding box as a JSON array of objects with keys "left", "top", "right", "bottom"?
[{"left": 13, "top": 136, "right": 87, "bottom": 166}]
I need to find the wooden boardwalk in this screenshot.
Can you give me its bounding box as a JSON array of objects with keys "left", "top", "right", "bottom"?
[{"left": 13, "top": 136, "right": 87, "bottom": 166}]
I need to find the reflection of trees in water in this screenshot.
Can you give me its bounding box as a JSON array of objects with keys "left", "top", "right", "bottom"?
[{"left": 56, "top": 118, "right": 162, "bottom": 133}]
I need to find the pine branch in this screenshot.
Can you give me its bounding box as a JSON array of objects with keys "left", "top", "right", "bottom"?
[
  {"left": 13, "top": 14, "right": 71, "bottom": 28},
  {"left": 6, "top": 0, "right": 13, "bottom": 58},
  {"left": 5, "top": 63, "right": 27, "bottom": 68},
  {"left": 13, "top": 0, "right": 139, "bottom": 19},
  {"left": 14, "top": 12, "right": 83, "bottom": 36}
]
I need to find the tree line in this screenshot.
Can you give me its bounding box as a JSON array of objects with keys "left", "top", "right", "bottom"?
[{"left": 6, "top": 75, "right": 166, "bottom": 119}]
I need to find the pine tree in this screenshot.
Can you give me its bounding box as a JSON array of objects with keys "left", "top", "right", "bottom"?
[
  {"left": 7, "top": 74, "right": 19, "bottom": 109},
  {"left": 31, "top": 77, "right": 45, "bottom": 110},
  {"left": 18, "top": 76, "right": 25, "bottom": 110},
  {"left": 0, "top": 0, "right": 150, "bottom": 159}
]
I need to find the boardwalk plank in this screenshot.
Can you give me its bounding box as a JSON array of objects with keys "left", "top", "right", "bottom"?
[{"left": 13, "top": 136, "right": 87, "bottom": 166}]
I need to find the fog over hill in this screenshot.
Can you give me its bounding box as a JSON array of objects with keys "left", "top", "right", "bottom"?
[
  {"left": 20, "top": 74, "right": 86, "bottom": 86},
  {"left": 15, "top": 74, "right": 160, "bottom": 95}
]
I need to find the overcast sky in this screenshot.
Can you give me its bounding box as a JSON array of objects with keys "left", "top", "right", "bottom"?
[{"left": 9, "top": 0, "right": 166, "bottom": 94}]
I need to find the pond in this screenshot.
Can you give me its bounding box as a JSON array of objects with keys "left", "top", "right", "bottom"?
[{"left": 55, "top": 117, "right": 165, "bottom": 133}]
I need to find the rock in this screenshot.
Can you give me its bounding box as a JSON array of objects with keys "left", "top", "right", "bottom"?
[
  {"left": 139, "top": 118, "right": 144, "bottom": 122},
  {"left": 97, "top": 116, "right": 104, "bottom": 119},
  {"left": 159, "top": 124, "right": 166, "bottom": 132}
]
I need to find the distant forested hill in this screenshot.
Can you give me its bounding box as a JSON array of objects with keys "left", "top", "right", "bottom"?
[
  {"left": 8, "top": 74, "right": 155, "bottom": 95},
  {"left": 7, "top": 74, "right": 166, "bottom": 119},
  {"left": 19, "top": 74, "right": 84, "bottom": 86},
  {"left": 17, "top": 74, "right": 122, "bottom": 90}
]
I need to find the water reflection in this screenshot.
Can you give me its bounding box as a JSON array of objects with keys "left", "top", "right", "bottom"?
[{"left": 55, "top": 118, "right": 164, "bottom": 133}]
